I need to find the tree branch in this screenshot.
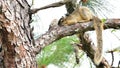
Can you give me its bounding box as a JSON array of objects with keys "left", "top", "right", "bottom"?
[
  {"left": 34, "top": 19, "right": 120, "bottom": 53},
  {"left": 34, "top": 22, "right": 90, "bottom": 53},
  {"left": 30, "top": 1, "right": 69, "bottom": 14}
]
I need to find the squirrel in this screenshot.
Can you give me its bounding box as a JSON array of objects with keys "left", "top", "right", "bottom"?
[
  {"left": 58, "top": 6, "right": 93, "bottom": 26},
  {"left": 58, "top": 6, "right": 103, "bottom": 66}
]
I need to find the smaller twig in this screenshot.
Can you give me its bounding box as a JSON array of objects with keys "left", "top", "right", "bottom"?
[
  {"left": 30, "top": 1, "right": 68, "bottom": 14},
  {"left": 72, "top": 43, "right": 84, "bottom": 64},
  {"left": 106, "top": 50, "right": 114, "bottom": 66},
  {"left": 72, "top": 43, "right": 80, "bottom": 64},
  {"left": 118, "top": 60, "right": 120, "bottom": 68},
  {"left": 111, "top": 51, "right": 114, "bottom": 66}
]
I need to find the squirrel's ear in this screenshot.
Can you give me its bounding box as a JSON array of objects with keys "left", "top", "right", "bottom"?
[{"left": 58, "top": 17, "right": 64, "bottom": 26}]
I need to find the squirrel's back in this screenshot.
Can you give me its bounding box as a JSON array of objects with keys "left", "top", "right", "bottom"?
[{"left": 58, "top": 6, "right": 93, "bottom": 26}]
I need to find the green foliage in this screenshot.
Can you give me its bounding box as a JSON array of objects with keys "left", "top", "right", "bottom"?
[
  {"left": 36, "top": 35, "right": 80, "bottom": 67},
  {"left": 111, "top": 29, "right": 116, "bottom": 33},
  {"left": 101, "top": 18, "right": 106, "bottom": 23}
]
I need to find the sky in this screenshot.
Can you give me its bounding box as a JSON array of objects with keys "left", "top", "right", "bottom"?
[{"left": 27, "top": 0, "right": 120, "bottom": 67}]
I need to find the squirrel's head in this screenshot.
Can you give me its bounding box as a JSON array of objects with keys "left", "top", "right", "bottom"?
[{"left": 58, "top": 16, "right": 66, "bottom": 26}]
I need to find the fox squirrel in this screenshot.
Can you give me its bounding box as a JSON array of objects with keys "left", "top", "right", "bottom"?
[{"left": 58, "top": 6, "right": 103, "bottom": 66}]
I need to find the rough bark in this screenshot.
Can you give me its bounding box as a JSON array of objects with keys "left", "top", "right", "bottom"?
[
  {"left": 0, "top": 0, "right": 36, "bottom": 68},
  {"left": 35, "top": 19, "right": 120, "bottom": 52}
]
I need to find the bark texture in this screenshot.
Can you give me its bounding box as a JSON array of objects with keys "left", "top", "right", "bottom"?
[
  {"left": 35, "top": 19, "right": 120, "bottom": 52},
  {"left": 0, "top": 0, "right": 36, "bottom": 68}
]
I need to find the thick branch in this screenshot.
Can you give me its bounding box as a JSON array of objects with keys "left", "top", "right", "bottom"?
[
  {"left": 34, "top": 22, "right": 90, "bottom": 53},
  {"left": 34, "top": 19, "right": 120, "bottom": 54}
]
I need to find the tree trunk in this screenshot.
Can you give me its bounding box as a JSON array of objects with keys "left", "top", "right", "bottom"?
[{"left": 0, "top": 0, "right": 37, "bottom": 68}]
